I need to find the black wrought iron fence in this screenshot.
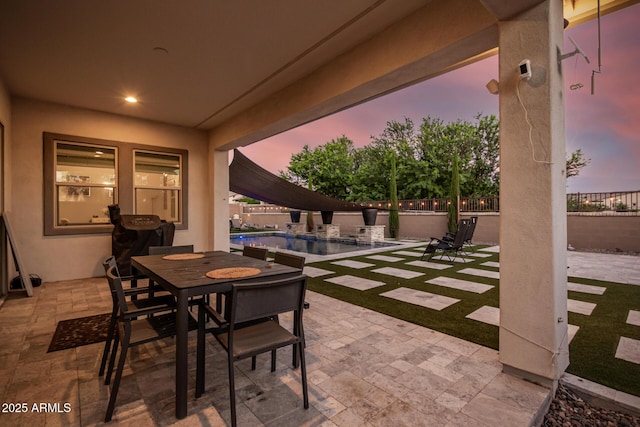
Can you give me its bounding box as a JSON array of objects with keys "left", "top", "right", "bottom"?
[
  {"left": 239, "top": 191, "right": 639, "bottom": 216},
  {"left": 367, "top": 197, "right": 500, "bottom": 212},
  {"left": 567, "top": 191, "right": 639, "bottom": 215}
]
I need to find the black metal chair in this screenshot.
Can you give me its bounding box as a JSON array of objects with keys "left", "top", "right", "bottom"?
[
  {"left": 444, "top": 216, "right": 478, "bottom": 253},
  {"left": 422, "top": 219, "right": 470, "bottom": 262},
  {"left": 242, "top": 245, "right": 268, "bottom": 260},
  {"left": 274, "top": 252, "right": 307, "bottom": 367},
  {"left": 98, "top": 256, "right": 175, "bottom": 378},
  {"left": 103, "top": 265, "right": 195, "bottom": 422},
  {"left": 196, "top": 275, "right": 309, "bottom": 427}
]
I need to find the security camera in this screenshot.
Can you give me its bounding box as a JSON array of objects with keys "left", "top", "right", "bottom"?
[{"left": 519, "top": 59, "right": 532, "bottom": 80}]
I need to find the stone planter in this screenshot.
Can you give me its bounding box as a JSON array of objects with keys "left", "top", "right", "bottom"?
[
  {"left": 289, "top": 210, "right": 301, "bottom": 223},
  {"left": 362, "top": 208, "right": 378, "bottom": 226}
]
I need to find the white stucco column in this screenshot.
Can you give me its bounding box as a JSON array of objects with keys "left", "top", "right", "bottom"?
[
  {"left": 498, "top": 0, "right": 569, "bottom": 386},
  {"left": 208, "top": 147, "right": 230, "bottom": 251}
]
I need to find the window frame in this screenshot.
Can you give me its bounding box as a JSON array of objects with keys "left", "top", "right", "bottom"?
[
  {"left": 133, "top": 149, "right": 184, "bottom": 225},
  {"left": 44, "top": 133, "right": 188, "bottom": 236}
]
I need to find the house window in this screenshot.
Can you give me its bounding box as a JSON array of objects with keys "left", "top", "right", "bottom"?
[
  {"left": 134, "top": 151, "right": 182, "bottom": 222},
  {"left": 44, "top": 133, "right": 188, "bottom": 236},
  {"left": 55, "top": 142, "right": 117, "bottom": 227}
]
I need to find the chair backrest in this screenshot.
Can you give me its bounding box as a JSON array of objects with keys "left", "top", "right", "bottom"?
[
  {"left": 242, "top": 246, "right": 268, "bottom": 260},
  {"left": 274, "top": 252, "right": 305, "bottom": 270},
  {"left": 105, "top": 265, "right": 129, "bottom": 316},
  {"left": 465, "top": 216, "right": 478, "bottom": 241},
  {"left": 229, "top": 275, "right": 307, "bottom": 325},
  {"left": 148, "top": 245, "right": 194, "bottom": 255},
  {"left": 452, "top": 220, "right": 470, "bottom": 248},
  {"left": 103, "top": 256, "right": 118, "bottom": 274}
]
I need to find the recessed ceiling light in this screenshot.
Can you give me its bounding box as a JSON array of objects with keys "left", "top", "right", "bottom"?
[{"left": 125, "top": 96, "right": 138, "bottom": 103}]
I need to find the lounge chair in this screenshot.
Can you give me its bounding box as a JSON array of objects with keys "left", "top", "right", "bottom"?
[
  {"left": 444, "top": 216, "right": 478, "bottom": 253},
  {"left": 422, "top": 219, "right": 470, "bottom": 262}
]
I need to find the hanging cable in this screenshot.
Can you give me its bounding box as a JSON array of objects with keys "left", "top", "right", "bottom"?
[
  {"left": 591, "top": 0, "right": 603, "bottom": 95},
  {"left": 515, "top": 80, "right": 554, "bottom": 165}
]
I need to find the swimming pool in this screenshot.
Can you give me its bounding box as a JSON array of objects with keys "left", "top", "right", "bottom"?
[{"left": 230, "top": 233, "right": 395, "bottom": 256}]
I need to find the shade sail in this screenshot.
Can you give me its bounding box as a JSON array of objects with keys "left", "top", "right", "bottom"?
[{"left": 229, "top": 149, "right": 367, "bottom": 212}]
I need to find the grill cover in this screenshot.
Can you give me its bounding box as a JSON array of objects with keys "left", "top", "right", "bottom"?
[{"left": 108, "top": 205, "right": 175, "bottom": 275}]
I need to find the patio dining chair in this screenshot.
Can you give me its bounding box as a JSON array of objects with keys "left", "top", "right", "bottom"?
[
  {"left": 421, "top": 219, "right": 470, "bottom": 262},
  {"left": 98, "top": 256, "right": 176, "bottom": 378},
  {"left": 274, "top": 252, "right": 307, "bottom": 367},
  {"left": 195, "top": 275, "right": 309, "bottom": 427},
  {"left": 242, "top": 245, "right": 268, "bottom": 260},
  {"left": 103, "top": 265, "right": 196, "bottom": 422}
]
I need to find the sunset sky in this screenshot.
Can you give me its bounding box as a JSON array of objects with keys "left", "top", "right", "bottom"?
[{"left": 242, "top": 4, "right": 639, "bottom": 194}]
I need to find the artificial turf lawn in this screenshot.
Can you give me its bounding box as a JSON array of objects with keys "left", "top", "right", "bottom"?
[{"left": 304, "top": 246, "right": 640, "bottom": 397}]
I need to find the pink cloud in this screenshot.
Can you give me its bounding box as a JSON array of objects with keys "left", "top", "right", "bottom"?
[{"left": 245, "top": 4, "right": 640, "bottom": 194}]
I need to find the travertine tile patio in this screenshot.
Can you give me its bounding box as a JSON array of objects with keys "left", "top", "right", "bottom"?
[{"left": 0, "top": 277, "right": 552, "bottom": 427}]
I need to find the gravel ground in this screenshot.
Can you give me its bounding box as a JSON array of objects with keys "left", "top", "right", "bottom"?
[{"left": 543, "top": 384, "right": 640, "bottom": 426}]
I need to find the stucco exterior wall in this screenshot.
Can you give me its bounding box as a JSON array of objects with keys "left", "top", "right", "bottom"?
[{"left": 10, "top": 98, "right": 209, "bottom": 282}]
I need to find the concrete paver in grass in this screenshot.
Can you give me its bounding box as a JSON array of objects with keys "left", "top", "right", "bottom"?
[
  {"left": 392, "top": 250, "right": 424, "bottom": 257},
  {"left": 380, "top": 287, "right": 460, "bottom": 311},
  {"left": 366, "top": 254, "right": 405, "bottom": 262},
  {"left": 371, "top": 267, "right": 425, "bottom": 280},
  {"left": 627, "top": 310, "right": 640, "bottom": 326},
  {"left": 567, "top": 282, "right": 607, "bottom": 295},
  {"left": 615, "top": 337, "right": 640, "bottom": 364},
  {"left": 304, "top": 266, "right": 335, "bottom": 278},
  {"left": 479, "top": 246, "right": 501, "bottom": 253},
  {"left": 481, "top": 261, "right": 500, "bottom": 268},
  {"left": 426, "top": 277, "right": 494, "bottom": 294},
  {"left": 466, "top": 252, "right": 493, "bottom": 258},
  {"left": 458, "top": 268, "right": 500, "bottom": 280},
  {"left": 567, "top": 299, "right": 597, "bottom": 316},
  {"left": 331, "top": 260, "right": 375, "bottom": 269},
  {"left": 405, "top": 260, "right": 453, "bottom": 270},
  {"left": 325, "top": 275, "right": 386, "bottom": 291},
  {"left": 427, "top": 255, "right": 475, "bottom": 263},
  {"left": 465, "top": 306, "right": 581, "bottom": 344},
  {"left": 466, "top": 305, "right": 500, "bottom": 326},
  {"left": 568, "top": 324, "right": 580, "bottom": 344}
]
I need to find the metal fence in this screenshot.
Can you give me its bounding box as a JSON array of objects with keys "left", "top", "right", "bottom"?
[
  {"left": 240, "top": 191, "right": 639, "bottom": 216},
  {"left": 365, "top": 197, "right": 500, "bottom": 213},
  {"left": 566, "top": 191, "right": 639, "bottom": 215}
]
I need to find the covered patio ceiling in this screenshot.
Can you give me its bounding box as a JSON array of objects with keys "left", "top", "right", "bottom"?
[{"left": 0, "top": 1, "right": 630, "bottom": 148}]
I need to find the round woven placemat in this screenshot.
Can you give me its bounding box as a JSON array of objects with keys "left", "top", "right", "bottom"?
[
  {"left": 206, "top": 267, "right": 261, "bottom": 279},
  {"left": 162, "top": 253, "right": 206, "bottom": 261}
]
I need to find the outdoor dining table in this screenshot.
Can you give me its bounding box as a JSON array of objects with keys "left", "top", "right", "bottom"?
[{"left": 130, "top": 250, "right": 302, "bottom": 420}]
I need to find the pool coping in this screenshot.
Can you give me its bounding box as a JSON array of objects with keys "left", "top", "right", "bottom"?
[{"left": 229, "top": 231, "right": 426, "bottom": 263}]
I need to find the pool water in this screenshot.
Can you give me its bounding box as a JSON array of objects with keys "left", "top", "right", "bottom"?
[{"left": 230, "top": 233, "right": 394, "bottom": 256}]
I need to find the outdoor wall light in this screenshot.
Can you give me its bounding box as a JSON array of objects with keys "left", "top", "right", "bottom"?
[{"left": 486, "top": 79, "right": 499, "bottom": 95}]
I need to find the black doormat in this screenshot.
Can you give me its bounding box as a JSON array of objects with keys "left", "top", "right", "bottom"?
[{"left": 47, "top": 313, "right": 111, "bottom": 353}]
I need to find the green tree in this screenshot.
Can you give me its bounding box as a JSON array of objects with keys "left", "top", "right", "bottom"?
[
  {"left": 448, "top": 151, "right": 460, "bottom": 233},
  {"left": 280, "top": 136, "right": 355, "bottom": 199},
  {"left": 389, "top": 154, "right": 399, "bottom": 238},
  {"left": 566, "top": 149, "right": 590, "bottom": 179}
]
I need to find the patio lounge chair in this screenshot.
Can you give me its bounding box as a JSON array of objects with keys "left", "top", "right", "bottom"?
[
  {"left": 421, "top": 219, "right": 470, "bottom": 262},
  {"left": 444, "top": 216, "right": 478, "bottom": 253}
]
